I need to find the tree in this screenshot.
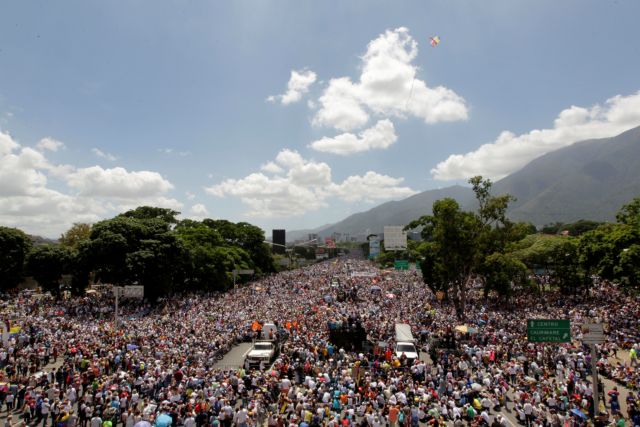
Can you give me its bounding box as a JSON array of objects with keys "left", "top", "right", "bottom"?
[
  {"left": 616, "top": 197, "right": 640, "bottom": 227},
  {"left": 577, "top": 198, "right": 640, "bottom": 289},
  {"left": 615, "top": 244, "right": 640, "bottom": 287},
  {"left": 548, "top": 239, "right": 586, "bottom": 295},
  {"left": 202, "top": 219, "right": 275, "bottom": 274},
  {"left": 479, "top": 252, "right": 528, "bottom": 299},
  {"left": 578, "top": 223, "right": 637, "bottom": 280},
  {"left": 68, "top": 241, "right": 92, "bottom": 295},
  {"left": 26, "top": 245, "right": 71, "bottom": 296},
  {"left": 408, "top": 177, "right": 517, "bottom": 317},
  {"left": 59, "top": 223, "right": 92, "bottom": 250},
  {"left": 175, "top": 220, "right": 233, "bottom": 290},
  {"left": 119, "top": 206, "right": 180, "bottom": 225},
  {"left": 0, "top": 227, "right": 32, "bottom": 290},
  {"left": 87, "top": 214, "right": 187, "bottom": 300},
  {"left": 510, "top": 234, "right": 573, "bottom": 273}
]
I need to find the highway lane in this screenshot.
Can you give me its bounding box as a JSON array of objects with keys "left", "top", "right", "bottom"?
[{"left": 213, "top": 342, "right": 252, "bottom": 370}]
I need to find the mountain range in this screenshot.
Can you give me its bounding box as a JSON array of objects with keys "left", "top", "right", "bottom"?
[{"left": 288, "top": 125, "right": 640, "bottom": 241}]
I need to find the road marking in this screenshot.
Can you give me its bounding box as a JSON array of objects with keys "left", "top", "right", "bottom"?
[{"left": 242, "top": 346, "right": 252, "bottom": 359}]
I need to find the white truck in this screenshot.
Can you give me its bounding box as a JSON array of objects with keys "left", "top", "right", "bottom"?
[
  {"left": 245, "top": 323, "right": 279, "bottom": 369},
  {"left": 394, "top": 323, "right": 419, "bottom": 363}
]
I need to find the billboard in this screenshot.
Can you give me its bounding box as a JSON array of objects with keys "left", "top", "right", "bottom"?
[
  {"left": 384, "top": 225, "right": 407, "bottom": 251},
  {"left": 325, "top": 237, "right": 336, "bottom": 249},
  {"left": 315, "top": 247, "right": 328, "bottom": 260},
  {"left": 272, "top": 229, "right": 286, "bottom": 254},
  {"left": 369, "top": 236, "right": 380, "bottom": 259}
]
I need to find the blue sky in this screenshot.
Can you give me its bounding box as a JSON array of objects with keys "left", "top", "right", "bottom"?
[{"left": 1, "top": 0, "right": 640, "bottom": 237}]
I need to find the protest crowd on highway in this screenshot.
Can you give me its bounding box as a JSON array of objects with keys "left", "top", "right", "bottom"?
[{"left": 1, "top": 256, "right": 639, "bottom": 427}]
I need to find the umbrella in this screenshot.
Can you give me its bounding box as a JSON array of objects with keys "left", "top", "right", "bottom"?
[
  {"left": 126, "top": 344, "right": 138, "bottom": 350},
  {"left": 155, "top": 414, "right": 173, "bottom": 427},
  {"left": 386, "top": 293, "right": 396, "bottom": 299},
  {"left": 471, "top": 383, "right": 483, "bottom": 392},
  {"left": 133, "top": 422, "right": 151, "bottom": 427},
  {"left": 370, "top": 285, "right": 381, "bottom": 292},
  {"left": 455, "top": 325, "right": 478, "bottom": 334},
  {"left": 323, "top": 295, "right": 334, "bottom": 302},
  {"left": 570, "top": 409, "right": 587, "bottom": 420}
]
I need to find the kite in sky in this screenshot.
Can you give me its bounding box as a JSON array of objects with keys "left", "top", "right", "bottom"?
[{"left": 430, "top": 36, "right": 440, "bottom": 47}]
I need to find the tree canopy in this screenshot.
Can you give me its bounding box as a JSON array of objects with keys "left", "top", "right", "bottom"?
[{"left": 0, "top": 226, "right": 32, "bottom": 291}]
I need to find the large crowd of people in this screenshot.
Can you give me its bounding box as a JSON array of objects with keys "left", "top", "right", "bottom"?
[{"left": 1, "top": 256, "right": 639, "bottom": 427}]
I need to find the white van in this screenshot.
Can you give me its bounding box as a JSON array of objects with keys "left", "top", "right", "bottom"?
[{"left": 394, "top": 323, "right": 419, "bottom": 363}]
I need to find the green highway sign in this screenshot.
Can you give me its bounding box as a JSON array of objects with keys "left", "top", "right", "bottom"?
[
  {"left": 527, "top": 319, "right": 571, "bottom": 343},
  {"left": 394, "top": 260, "right": 409, "bottom": 270}
]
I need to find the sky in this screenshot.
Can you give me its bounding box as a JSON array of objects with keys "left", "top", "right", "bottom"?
[{"left": 1, "top": 0, "right": 640, "bottom": 238}]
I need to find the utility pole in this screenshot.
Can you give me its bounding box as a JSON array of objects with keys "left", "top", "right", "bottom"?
[{"left": 590, "top": 343, "right": 599, "bottom": 416}]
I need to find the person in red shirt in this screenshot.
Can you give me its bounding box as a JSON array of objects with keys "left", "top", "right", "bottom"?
[{"left": 388, "top": 405, "right": 400, "bottom": 427}]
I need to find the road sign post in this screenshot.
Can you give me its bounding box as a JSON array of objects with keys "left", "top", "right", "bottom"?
[
  {"left": 582, "top": 323, "right": 605, "bottom": 418},
  {"left": 527, "top": 319, "right": 571, "bottom": 343}
]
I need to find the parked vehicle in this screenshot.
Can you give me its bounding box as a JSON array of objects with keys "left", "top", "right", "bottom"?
[{"left": 394, "top": 323, "right": 419, "bottom": 363}]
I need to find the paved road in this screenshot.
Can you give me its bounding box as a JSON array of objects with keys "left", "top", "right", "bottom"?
[{"left": 213, "top": 342, "right": 252, "bottom": 370}]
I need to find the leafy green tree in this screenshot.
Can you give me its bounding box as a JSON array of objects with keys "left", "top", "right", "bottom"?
[
  {"left": 119, "top": 206, "right": 179, "bottom": 225},
  {"left": 68, "top": 241, "right": 93, "bottom": 295},
  {"left": 615, "top": 244, "right": 640, "bottom": 287},
  {"left": 578, "top": 223, "right": 637, "bottom": 280},
  {"left": 510, "top": 234, "right": 572, "bottom": 273},
  {"left": 175, "top": 220, "right": 232, "bottom": 290},
  {"left": 479, "top": 252, "right": 528, "bottom": 299},
  {"left": 616, "top": 197, "right": 640, "bottom": 227},
  {"left": 541, "top": 222, "right": 564, "bottom": 235},
  {"left": 88, "top": 214, "right": 186, "bottom": 300},
  {"left": 578, "top": 198, "right": 640, "bottom": 289},
  {"left": 548, "top": 239, "right": 586, "bottom": 295},
  {"left": 125, "top": 234, "right": 189, "bottom": 300},
  {"left": 408, "top": 177, "right": 518, "bottom": 317},
  {"left": 565, "top": 220, "right": 603, "bottom": 236},
  {"left": 59, "top": 223, "right": 92, "bottom": 250},
  {"left": 0, "top": 227, "right": 32, "bottom": 290},
  {"left": 25, "top": 245, "right": 71, "bottom": 296},
  {"left": 202, "top": 219, "right": 275, "bottom": 274}
]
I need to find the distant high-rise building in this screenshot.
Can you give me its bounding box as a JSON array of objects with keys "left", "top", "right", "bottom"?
[
  {"left": 308, "top": 233, "right": 318, "bottom": 243},
  {"left": 272, "top": 229, "right": 286, "bottom": 254}
]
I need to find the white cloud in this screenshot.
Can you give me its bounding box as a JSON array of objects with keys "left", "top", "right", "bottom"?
[
  {"left": 312, "top": 77, "right": 369, "bottom": 131},
  {"left": 310, "top": 119, "right": 397, "bottom": 155},
  {"left": 312, "top": 27, "right": 468, "bottom": 132},
  {"left": 92, "top": 147, "right": 117, "bottom": 161},
  {"left": 0, "top": 129, "right": 20, "bottom": 155},
  {"left": 327, "top": 171, "right": 417, "bottom": 202},
  {"left": 431, "top": 90, "right": 640, "bottom": 181},
  {"left": 159, "top": 148, "right": 190, "bottom": 156},
  {"left": 65, "top": 166, "right": 174, "bottom": 198},
  {"left": 206, "top": 149, "right": 415, "bottom": 218},
  {"left": 268, "top": 69, "right": 317, "bottom": 105},
  {"left": 185, "top": 191, "right": 196, "bottom": 200},
  {"left": 36, "top": 137, "right": 65, "bottom": 152},
  {"left": 0, "top": 129, "right": 181, "bottom": 237},
  {"left": 186, "top": 203, "right": 210, "bottom": 221},
  {"left": 260, "top": 161, "right": 284, "bottom": 174}
]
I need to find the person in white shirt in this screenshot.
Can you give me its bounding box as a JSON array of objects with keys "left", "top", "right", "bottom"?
[
  {"left": 40, "top": 399, "right": 51, "bottom": 427},
  {"left": 90, "top": 414, "right": 102, "bottom": 427},
  {"left": 234, "top": 408, "right": 249, "bottom": 427},
  {"left": 183, "top": 413, "right": 196, "bottom": 427},
  {"left": 523, "top": 401, "right": 534, "bottom": 427}
]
